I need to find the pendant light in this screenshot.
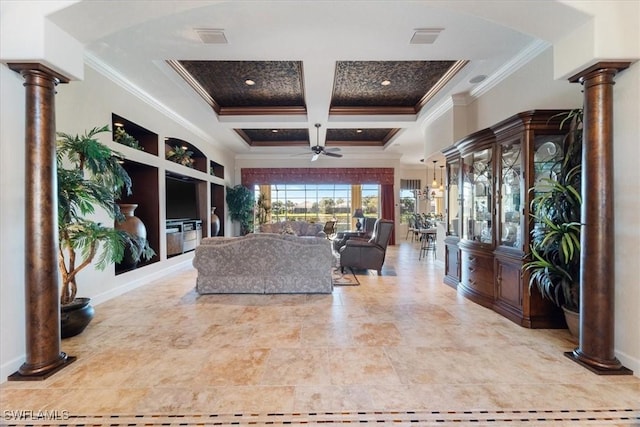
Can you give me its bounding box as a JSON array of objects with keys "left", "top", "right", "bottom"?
[
  {"left": 439, "top": 165, "right": 444, "bottom": 190},
  {"left": 431, "top": 160, "right": 438, "bottom": 187}
]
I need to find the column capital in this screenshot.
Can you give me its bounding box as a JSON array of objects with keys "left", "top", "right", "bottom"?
[
  {"left": 568, "top": 61, "right": 631, "bottom": 83},
  {"left": 7, "top": 62, "right": 70, "bottom": 84}
]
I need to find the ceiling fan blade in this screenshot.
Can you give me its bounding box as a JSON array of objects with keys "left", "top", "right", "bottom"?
[
  {"left": 324, "top": 147, "right": 341, "bottom": 152},
  {"left": 324, "top": 151, "right": 343, "bottom": 158},
  {"left": 311, "top": 153, "right": 319, "bottom": 162}
]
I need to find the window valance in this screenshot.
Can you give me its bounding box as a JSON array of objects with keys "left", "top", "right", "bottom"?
[{"left": 241, "top": 167, "right": 394, "bottom": 186}]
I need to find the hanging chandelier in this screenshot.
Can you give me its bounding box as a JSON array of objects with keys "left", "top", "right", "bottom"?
[{"left": 431, "top": 160, "right": 438, "bottom": 187}]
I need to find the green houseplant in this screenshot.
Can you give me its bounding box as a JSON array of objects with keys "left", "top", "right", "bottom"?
[
  {"left": 524, "top": 110, "right": 582, "bottom": 327},
  {"left": 57, "top": 125, "right": 154, "bottom": 336},
  {"left": 226, "top": 185, "right": 255, "bottom": 235},
  {"left": 166, "top": 145, "right": 194, "bottom": 168},
  {"left": 114, "top": 126, "right": 144, "bottom": 151}
]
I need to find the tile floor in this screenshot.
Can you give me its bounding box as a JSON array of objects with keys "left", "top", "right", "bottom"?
[{"left": 1, "top": 242, "right": 639, "bottom": 426}]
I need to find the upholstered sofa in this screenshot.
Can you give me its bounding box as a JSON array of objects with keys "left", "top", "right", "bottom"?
[
  {"left": 193, "top": 233, "right": 333, "bottom": 294},
  {"left": 258, "top": 220, "right": 325, "bottom": 237}
]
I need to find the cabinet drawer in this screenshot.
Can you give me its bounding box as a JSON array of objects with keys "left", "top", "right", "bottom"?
[{"left": 460, "top": 252, "right": 494, "bottom": 299}]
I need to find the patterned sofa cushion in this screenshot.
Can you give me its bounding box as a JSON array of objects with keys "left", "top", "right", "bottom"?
[{"left": 258, "top": 221, "right": 325, "bottom": 237}]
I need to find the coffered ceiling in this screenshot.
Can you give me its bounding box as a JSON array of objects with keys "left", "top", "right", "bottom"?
[
  {"left": 46, "top": 1, "right": 590, "bottom": 166},
  {"left": 170, "top": 59, "right": 464, "bottom": 149}
]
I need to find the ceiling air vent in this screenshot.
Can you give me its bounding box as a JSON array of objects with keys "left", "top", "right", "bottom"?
[
  {"left": 194, "top": 28, "right": 228, "bottom": 44},
  {"left": 410, "top": 28, "right": 444, "bottom": 45}
]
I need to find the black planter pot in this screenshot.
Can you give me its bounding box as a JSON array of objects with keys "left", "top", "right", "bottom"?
[{"left": 61, "top": 297, "right": 95, "bottom": 339}]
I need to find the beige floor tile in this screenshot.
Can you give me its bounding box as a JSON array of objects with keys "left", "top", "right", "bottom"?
[{"left": 1, "top": 242, "right": 638, "bottom": 425}]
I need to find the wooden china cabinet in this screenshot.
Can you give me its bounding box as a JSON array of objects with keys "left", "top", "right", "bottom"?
[
  {"left": 443, "top": 110, "right": 570, "bottom": 328},
  {"left": 442, "top": 144, "right": 462, "bottom": 288}
]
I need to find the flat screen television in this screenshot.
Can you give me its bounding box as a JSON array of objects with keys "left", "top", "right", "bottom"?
[{"left": 165, "top": 175, "right": 199, "bottom": 220}]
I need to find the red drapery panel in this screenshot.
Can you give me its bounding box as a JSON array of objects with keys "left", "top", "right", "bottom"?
[
  {"left": 241, "top": 167, "right": 394, "bottom": 186},
  {"left": 381, "top": 184, "right": 396, "bottom": 245}
]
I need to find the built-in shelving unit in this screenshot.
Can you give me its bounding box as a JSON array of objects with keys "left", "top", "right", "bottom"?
[{"left": 110, "top": 112, "right": 227, "bottom": 272}]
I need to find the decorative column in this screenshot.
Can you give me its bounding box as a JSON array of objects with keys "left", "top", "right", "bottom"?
[
  {"left": 8, "top": 64, "right": 75, "bottom": 380},
  {"left": 565, "top": 62, "right": 632, "bottom": 375}
]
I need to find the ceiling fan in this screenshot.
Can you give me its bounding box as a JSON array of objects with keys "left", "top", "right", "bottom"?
[{"left": 306, "top": 123, "right": 342, "bottom": 161}]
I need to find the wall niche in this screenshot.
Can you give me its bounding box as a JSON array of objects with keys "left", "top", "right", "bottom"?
[
  {"left": 165, "top": 137, "right": 207, "bottom": 173},
  {"left": 111, "top": 113, "right": 159, "bottom": 155},
  {"left": 115, "top": 159, "right": 160, "bottom": 274}
]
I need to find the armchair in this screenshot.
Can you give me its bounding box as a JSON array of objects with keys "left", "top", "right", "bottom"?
[
  {"left": 339, "top": 219, "right": 394, "bottom": 275},
  {"left": 332, "top": 216, "right": 376, "bottom": 252}
]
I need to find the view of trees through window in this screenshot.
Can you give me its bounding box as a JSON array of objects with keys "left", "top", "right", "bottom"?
[
  {"left": 399, "top": 189, "right": 417, "bottom": 224},
  {"left": 254, "top": 184, "right": 379, "bottom": 232}
]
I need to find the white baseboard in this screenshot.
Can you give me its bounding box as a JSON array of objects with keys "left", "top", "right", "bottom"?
[
  {"left": 91, "top": 258, "right": 193, "bottom": 306},
  {"left": 616, "top": 350, "right": 640, "bottom": 377},
  {"left": 1, "top": 355, "right": 24, "bottom": 381}
]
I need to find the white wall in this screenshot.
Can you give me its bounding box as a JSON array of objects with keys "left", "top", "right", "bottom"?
[
  {"left": 0, "top": 65, "right": 28, "bottom": 377},
  {"left": 466, "top": 47, "right": 582, "bottom": 131},
  {"left": 611, "top": 61, "right": 640, "bottom": 372}
]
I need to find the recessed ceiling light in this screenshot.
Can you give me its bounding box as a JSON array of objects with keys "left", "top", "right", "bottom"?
[
  {"left": 245, "top": 79, "right": 256, "bottom": 86},
  {"left": 381, "top": 80, "right": 391, "bottom": 86},
  {"left": 469, "top": 75, "right": 487, "bottom": 84}
]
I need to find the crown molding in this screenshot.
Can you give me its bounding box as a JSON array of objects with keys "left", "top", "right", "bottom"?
[
  {"left": 84, "top": 53, "right": 215, "bottom": 145},
  {"left": 420, "top": 39, "right": 550, "bottom": 130},
  {"left": 470, "top": 39, "right": 550, "bottom": 99}
]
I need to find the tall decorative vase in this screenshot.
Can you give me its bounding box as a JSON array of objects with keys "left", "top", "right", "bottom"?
[
  {"left": 116, "top": 203, "right": 147, "bottom": 269},
  {"left": 210, "top": 207, "right": 220, "bottom": 237}
]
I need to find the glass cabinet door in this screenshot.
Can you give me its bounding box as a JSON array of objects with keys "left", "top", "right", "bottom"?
[
  {"left": 498, "top": 141, "right": 522, "bottom": 249},
  {"left": 447, "top": 159, "right": 461, "bottom": 236},
  {"left": 462, "top": 148, "right": 493, "bottom": 243},
  {"left": 533, "top": 134, "right": 565, "bottom": 194}
]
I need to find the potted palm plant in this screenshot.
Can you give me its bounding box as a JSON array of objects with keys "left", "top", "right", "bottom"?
[
  {"left": 524, "top": 109, "right": 582, "bottom": 336},
  {"left": 226, "top": 185, "right": 255, "bottom": 235},
  {"left": 57, "top": 125, "right": 155, "bottom": 338}
]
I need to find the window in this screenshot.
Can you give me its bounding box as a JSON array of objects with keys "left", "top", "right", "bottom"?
[
  {"left": 399, "top": 179, "right": 420, "bottom": 224},
  {"left": 254, "top": 183, "right": 380, "bottom": 232},
  {"left": 361, "top": 184, "right": 379, "bottom": 217},
  {"left": 399, "top": 190, "right": 416, "bottom": 224}
]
